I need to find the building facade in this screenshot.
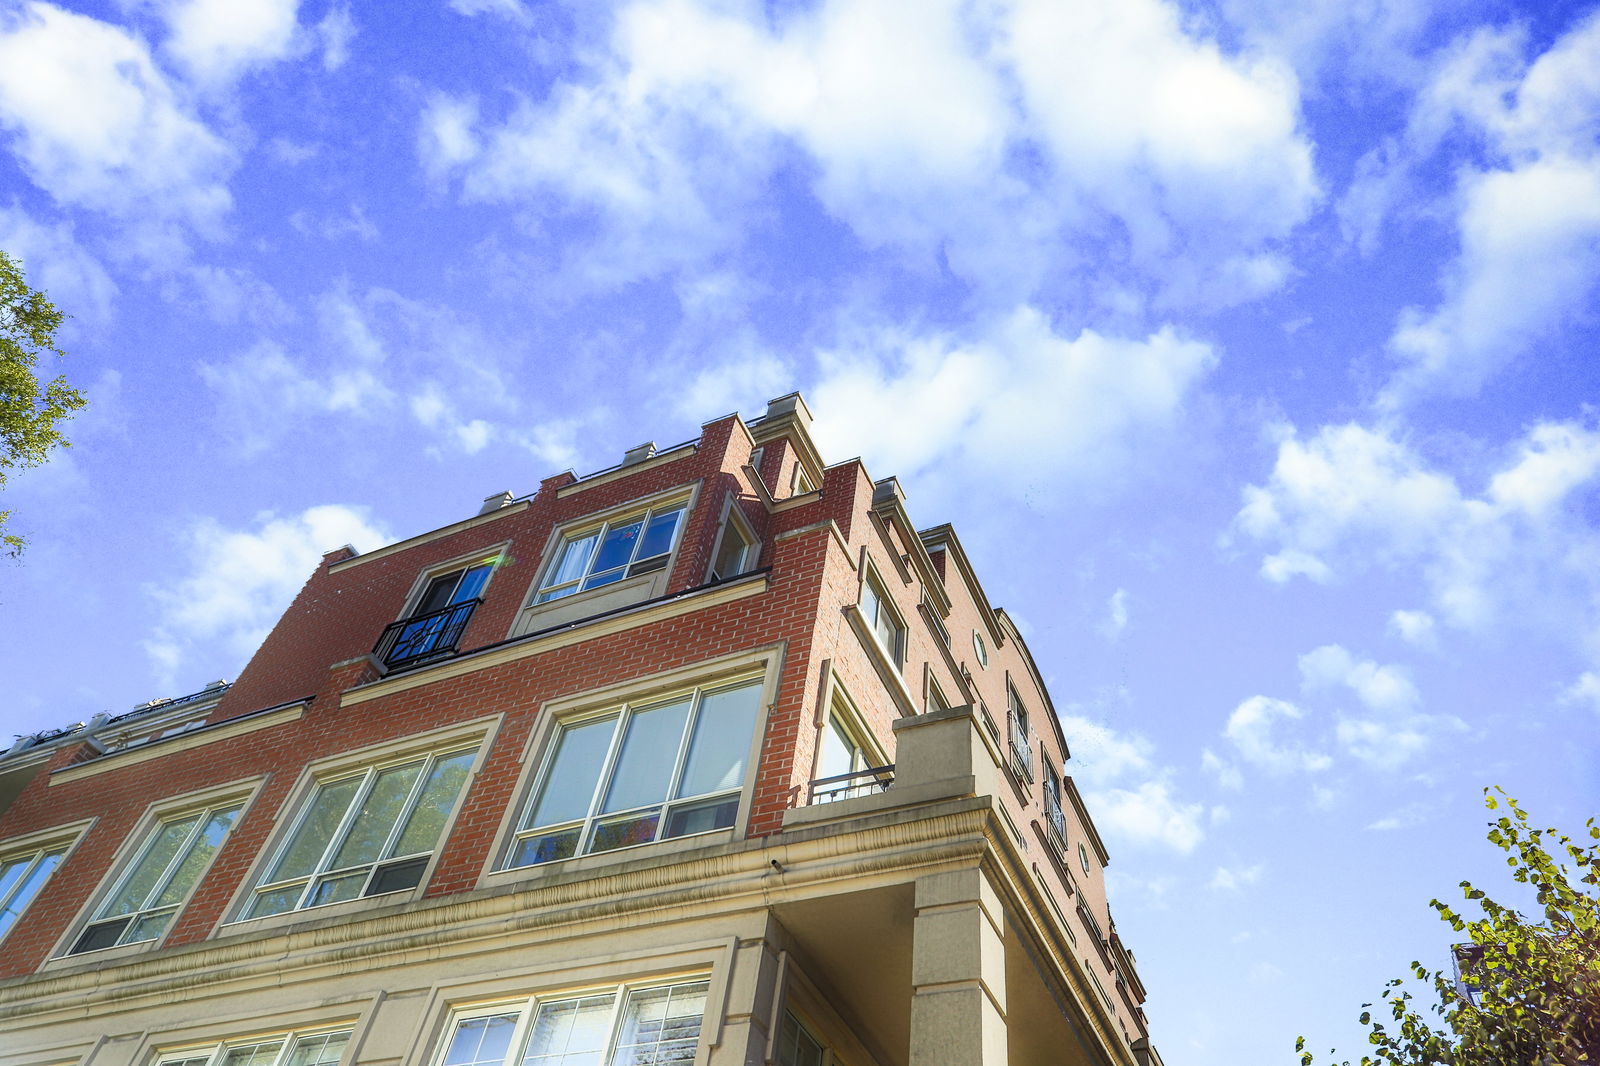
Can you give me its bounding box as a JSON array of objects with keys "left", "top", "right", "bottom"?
[{"left": 0, "top": 395, "right": 1161, "bottom": 1066}]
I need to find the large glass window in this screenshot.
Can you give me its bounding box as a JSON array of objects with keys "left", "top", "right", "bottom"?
[
  {"left": 507, "top": 679, "right": 762, "bottom": 868},
  {"left": 777, "top": 1011, "right": 833, "bottom": 1066},
  {"left": 157, "top": 1028, "right": 351, "bottom": 1066},
  {"left": 69, "top": 801, "right": 242, "bottom": 954},
  {"left": 0, "top": 842, "right": 68, "bottom": 940},
  {"left": 243, "top": 748, "right": 475, "bottom": 919},
  {"left": 438, "top": 980, "right": 708, "bottom": 1066},
  {"left": 858, "top": 573, "right": 904, "bottom": 667},
  {"left": 537, "top": 504, "right": 686, "bottom": 602}
]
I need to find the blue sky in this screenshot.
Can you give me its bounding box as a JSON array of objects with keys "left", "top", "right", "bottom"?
[{"left": 1, "top": 0, "right": 1597, "bottom": 1061}]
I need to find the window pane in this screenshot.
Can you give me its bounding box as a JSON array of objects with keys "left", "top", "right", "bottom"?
[
  {"left": 711, "top": 521, "right": 749, "bottom": 579},
  {"left": 330, "top": 762, "right": 422, "bottom": 869},
  {"left": 611, "top": 983, "right": 706, "bottom": 1066},
  {"left": 816, "top": 716, "right": 860, "bottom": 781},
  {"left": 367, "top": 856, "right": 428, "bottom": 895},
  {"left": 510, "top": 827, "right": 583, "bottom": 868},
  {"left": 547, "top": 534, "right": 599, "bottom": 590},
  {"left": 527, "top": 719, "right": 615, "bottom": 829},
  {"left": 676, "top": 683, "right": 760, "bottom": 797},
  {"left": 308, "top": 871, "right": 366, "bottom": 907},
  {"left": 418, "top": 572, "right": 461, "bottom": 615},
  {"left": 523, "top": 993, "right": 615, "bottom": 1066},
  {"left": 288, "top": 1032, "right": 350, "bottom": 1066},
  {"left": 601, "top": 700, "right": 691, "bottom": 814},
  {"left": 634, "top": 508, "right": 681, "bottom": 562},
  {"left": 154, "top": 805, "right": 241, "bottom": 906},
  {"left": 222, "top": 1041, "right": 285, "bottom": 1066},
  {"left": 662, "top": 797, "right": 737, "bottom": 839},
  {"left": 0, "top": 856, "right": 29, "bottom": 904},
  {"left": 245, "top": 883, "right": 303, "bottom": 919},
  {"left": 589, "top": 520, "right": 643, "bottom": 577},
  {"left": 578, "top": 567, "right": 628, "bottom": 592},
  {"left": 588, "top": 810, "right": 661, "bottom": 854},
  {"left": 444, "top": 1015, "right": 518, "bottom": 1066},
  {"left": 103, "top": 816, "right": 200, "bottom": 917},
  {"left": 860, "top": 580, "right": 881, "bottom": 625},
  {"left": 124, "top": 909, "right": 174, "bottom": 943},
  {"left": 271, "top": 777, "right": 361, "bottom": 882},
  {"left": 392, "top": 751, "right": 475, "bottom": 857},
  {"left": 0, "top": 850, "right": 61, "bottom": 935},
  {"left": 454, "top": 563, "right": 493, "bottom": 603}
]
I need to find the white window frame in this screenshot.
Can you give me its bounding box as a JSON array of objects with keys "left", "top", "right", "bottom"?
[
  {"left": 857, "top": 568, "right": 905, "bottom": 669},
  {"left": 431, "top": 978, "right": 711, "bottom": 1066},
  {"left": 706, "top": 497, "right": 759, "bottom": 584},
  {"left": 972, "top": 629, "right": 988, "bottom": 668},
  {"left": 67, "top": 798, "right": 246, "bottom": 956},
  {"left": 240, "top": 745, "right": 479, "bottom": 921},
  {"left": 0, "top": 821, "right": 88, "bottom": 944},
  {"left": 155, "top": 1026, "right": 353, "bottom": 1066},
  {"left": 1006, "top": 683, "right": 1033, "bottom": 783},
  {"left": 533, "top": 498, "right": 690, "bottom": 603},
  {"left": 502, "top": 674, "right": 767, "bottom": 869}
]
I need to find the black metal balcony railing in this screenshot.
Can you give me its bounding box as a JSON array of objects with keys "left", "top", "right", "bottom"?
[
  {"left": 1007, "top": 718, "right": 1033, "bottom": 783},
  {"left": 808, "top": 764, "right": 895, "bottom": 805},
  {"left": 1044, "top": 794, "right": 1067, "bottom": 852},
  {"left": 373, "top": 599, "right": 482, "bottom": 671}
]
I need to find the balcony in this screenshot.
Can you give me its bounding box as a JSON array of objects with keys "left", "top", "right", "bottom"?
[
  {"left": 808, "top": 765, "right": 895, "bottom": 805},
  {"left": 1007, "top": 716, "right": 1033, "bottom": 783},
  {"left": 372, "top": 599, "right": 481, "bottom": 671}
]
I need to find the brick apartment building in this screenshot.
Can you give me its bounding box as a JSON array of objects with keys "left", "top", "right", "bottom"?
[{"left": 0, "top": 394, "right": 1162, "bottom": 1066}]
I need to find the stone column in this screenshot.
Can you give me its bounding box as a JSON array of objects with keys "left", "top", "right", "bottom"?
[{"left": 909, "top": 865, "right": 1007, "bottom": 1066}]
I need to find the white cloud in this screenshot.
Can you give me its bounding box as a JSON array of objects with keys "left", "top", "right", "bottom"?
[
  {"left": 422, "top": 0, "right": 1317, "bottom": 306},
  {"left": 0, "top": 3, "right": 235, "bottom": 228},
  {"left": 0, "top": 204, "right": 118, "bottom": 324},
  {"left": 1234, "top": 419, "right": 1600, "bottom": 636},
  {"left": 1101, "top": 588, "right": 1130, "bottom": 640},
  {"left": 1060, "top": 714, "right": 1155, "bottom": 787},
  {"left": 1299, "top": 644, "right": 1462, "bottom": 770},
  {"left": 315, "top": 4, "right": 354, "bottom": 71},
  {"left": 1371, "top": 13, "right": 1600, "bottom": 406},
  {"left": 810, "top": 309, "right": 1216, "bottom": 494},
  {"left": 1200, "top": 748, "right": 1244, "bottom": 791},
  {"left": 1558, "top": 672, "right": 1600, "bottom": 716},
  {"left": 1223, "top": 695, "right": 1332, "bottom": 775},
  {"left": 144, "top": 505, "right": 391, "bottom": 687},
  {"left": 1209, "top": 863, "right": 1265, "bottom": 891},
  {"left": 1089, "top": 781, "right": 1205, "bottom": 854},
  {"left": 1367, "top": 802, "right": 1431, "bottom": 831},
  {"left": 161, "top": 0, "right": 302, "bottom": 86},
  {"left": 1388, "top": 609, "right": 1436, "bottom": 647}
]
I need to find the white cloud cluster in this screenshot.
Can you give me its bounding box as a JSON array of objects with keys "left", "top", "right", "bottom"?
[
  {"left": 200, "top": 286, "right": 533, "bottom": 460},
  {"left": 1209, "top": 863, "right": 1264, "bottom": 891},
  {"left": 160, "top": 0, "right": 303, "bottom": 87},
  {"left": 421, "top": 0, "right": 1317, "bottom": 306},
  {"left": 1235, "top": 418, "right": 1600, "bottom": 635},
  {"left": 144, "top": 504, "right": 390, "bottom": 687},
  {"left": 1362, "top": 13, "right": 1600, "bottom": 405},
  {"left": 1222, "top": 695, "right": 1332, "bottom": 775},
  {"left": 808, "top": 309, "right": 1217, "bottom": 494},
  {"left": 1299, "top": 644, "right": 1460, "bottom": 770},
  {"left": 1062, "top": 713, "right": 1205, "bottom": 854},
  {"left": 0, "top": 3, "right": 235, "bottom": 229}
]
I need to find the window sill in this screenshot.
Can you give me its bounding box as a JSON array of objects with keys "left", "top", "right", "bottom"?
[
  {"left": 843, "top": 605, "right": 918, "bottom": 717},
  {"left": 508, "top": 570, "right": 670, "bottom": 639},
  {"left": 41, "top": 936, "right": 156, "bottom": 972}
]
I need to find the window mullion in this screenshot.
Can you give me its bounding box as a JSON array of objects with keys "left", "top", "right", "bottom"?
[
  {"left": 579, "top": 520, "right": 610, "bottom": 583},
  {"left": 657, "top": 691, "right": 700, "bottom": 835},
  {"left": 137, "top": 807, "right": 211, "bottom": 918},
  {"left": 503, "top": 998, "right": 538, "bottom": 1066},
  {"left": 597, "top": 987, "right": 628, "bottom": 1066}
]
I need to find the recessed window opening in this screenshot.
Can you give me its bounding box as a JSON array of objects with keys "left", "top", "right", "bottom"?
[{"left": 537, "top": 503, "right": 687, "bottom": 603}]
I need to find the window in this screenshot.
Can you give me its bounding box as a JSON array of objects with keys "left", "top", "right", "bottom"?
[
  {"left": 708, "top": 508, "right": 756, "bottom": 583},
  {"left": 777, "top": 1010, "right": 836, "bottom": 1066},
  {"left": 507, "top": 679, "right": 761, "bottom": 868},
  {"left": 858, "top": 573, "right": 904, "bottom": 667},
  {"left": 537, "top": 503, "right": 686, "bottom": 602},
  {"left": 923, "top": 596, "right": 949, "bottom": 647},
  {"left": 157, "top": 1027, "right": 351, "bottom": 1066},
  {"left": 378, "top": 560, "right": 496, "bottom": 670},
  {"left": 791, "top": 463, "right": 816, "bottom": 496},
  {"left": 69, "top": 800, "right": 243, "bottom": 954},
  {"left": 0, "top": 843, "right": 68, "bottom": 940},
  {"left": 436, "top": 979, "right": 708, "bottom": 1066},
  {"left": 972, "top": 630, "right": 988, "bottom": 668},
  {"left": 1080, "top": 842, "right": 1092, "bottom": 875},
  {"left": 1042, "top": 763, "right": 1066, "bottom": 849},
  {"left": 243, "top": 748, "right": 475, "bottom": 919},
  {"left": 925, "top": 678, "right": 951, "bottom": 715},
  {"left": 1006, "top": 686, "right": 1032, "bottom": 783},
  {"left": 810, "top": 695, "right": 890, "bottom": 804}
]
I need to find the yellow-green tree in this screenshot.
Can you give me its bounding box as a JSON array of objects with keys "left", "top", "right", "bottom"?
[
  {"left": 1301, "top": 789, "right": 1599, "bottom": 1065},
  {"left": 0, "top": 250, "right": 86, "bottom": 557}
]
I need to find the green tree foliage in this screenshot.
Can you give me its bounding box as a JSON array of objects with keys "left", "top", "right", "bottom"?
[
  {"left": 1300, "top": 788, "right": 1600, "bottom": 1066},
  {"left": 0, "top": 250, "right": 86, "bottom": 557}
]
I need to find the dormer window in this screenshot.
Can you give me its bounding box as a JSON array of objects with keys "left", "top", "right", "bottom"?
[
  {"left": 537, "top": 503, "right": 686, "bottom": 602},
  {"left": 708, "top": 505, "right": 757, "bottom": 583},
  {"left": 374, "top": 559, "right": 495, "bottom": 671}
]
